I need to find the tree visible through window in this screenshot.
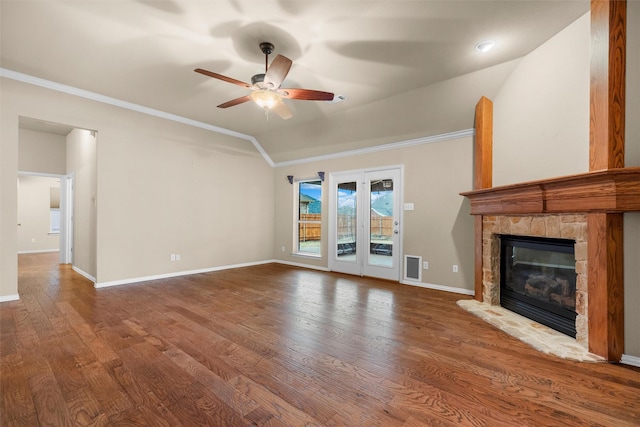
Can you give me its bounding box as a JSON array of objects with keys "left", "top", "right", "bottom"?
[{"left": 296, "top": 180, "right": 322, "bottom": 255}]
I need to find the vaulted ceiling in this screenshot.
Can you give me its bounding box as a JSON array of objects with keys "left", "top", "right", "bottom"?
[{"left": 1, "top": 1, "right": 590, "bottom": 163}]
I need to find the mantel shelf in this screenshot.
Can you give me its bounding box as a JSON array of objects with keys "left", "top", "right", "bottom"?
[{"left": 460, "top": 168, "right": 640, "bottom": 215}]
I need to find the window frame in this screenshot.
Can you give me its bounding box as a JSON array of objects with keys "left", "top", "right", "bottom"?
[{"left": 294, "top": 179, "right": 323, "bottom": 257}]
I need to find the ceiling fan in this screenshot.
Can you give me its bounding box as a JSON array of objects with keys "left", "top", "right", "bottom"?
[{"left": 195, "top": 42, "right": 334, "bottom": 120}]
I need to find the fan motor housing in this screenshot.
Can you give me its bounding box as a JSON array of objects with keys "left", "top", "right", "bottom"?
[{"left": 251, "top": 73, "right": 266, "bottom": 88}]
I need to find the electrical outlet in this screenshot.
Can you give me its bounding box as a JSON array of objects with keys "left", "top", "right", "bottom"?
[
  {"left": 281, "top": 246, "right": 285, "bottom": 252},
  {"left": 453, "top": 264, "right": 458, "bottom": 273},
  {"left": 170, "top": 254, "right": 176, "bottom": 261},
  {"left": 176, "top": 254, "right": 181, "bottom": 261},
  {"left": 423, "top": 261, "right": 429, "bottom": 269},
  {"left": 31, "top": 238, "right": 36, "bottom": 243}
]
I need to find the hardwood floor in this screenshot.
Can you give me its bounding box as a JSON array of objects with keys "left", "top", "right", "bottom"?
[{"left": 2, "top": 253, "right": 640, "bottom": 426}]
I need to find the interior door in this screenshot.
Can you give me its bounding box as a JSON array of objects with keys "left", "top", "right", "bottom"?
[{"left": 329, "top": 168, "right": 401, "bottom": 281}]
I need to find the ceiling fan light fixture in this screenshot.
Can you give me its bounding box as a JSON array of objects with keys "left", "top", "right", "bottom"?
[
  {"left": 475, "top": 40, "right": 496, "bottom": 53},
  {"left": 251, "top": 90, "right": 280, "bottom": 110}
]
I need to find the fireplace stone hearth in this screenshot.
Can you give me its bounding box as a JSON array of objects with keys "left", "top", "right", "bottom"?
[{"left": 456, "top": 299, "right": 603, "bottom": 362}]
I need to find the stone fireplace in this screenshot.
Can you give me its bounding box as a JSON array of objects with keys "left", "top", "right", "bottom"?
[
  {"left": 461, "top": 169, "right": 640, "bottom": 361},
  {"left": 482, "top": 214, "right": 588, "bottom": 347}
]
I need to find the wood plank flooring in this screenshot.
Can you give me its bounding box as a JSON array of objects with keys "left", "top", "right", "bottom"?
[{"left": 2, "top": 252, "right": 640, "bottom": 426}]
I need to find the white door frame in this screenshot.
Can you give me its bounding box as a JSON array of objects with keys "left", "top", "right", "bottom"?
[
  {"left": 328, "top": 166, "right": 403, "bottom": 281},
  {"left": 16, "top": 171, "right": 74, "bottom": 264},
  {"left": 59, "top": 173, "right": 74, "bottom": 264}
]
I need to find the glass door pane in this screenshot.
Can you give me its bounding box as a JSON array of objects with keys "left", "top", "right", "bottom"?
[
  {"left": 368, "top": 178, "right": 394, "bottom": 267},
  {"left": 336, "top": 182, "right": 357, "bottom": 262}
]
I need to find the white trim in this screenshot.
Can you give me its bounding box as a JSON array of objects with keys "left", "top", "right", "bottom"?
[
  {"left": 402, "top": 279, "right": 475, "bottom": 296},
  {"left": 18, "top": 249, "right": 60, "bottom": 254},
  {"left": 1, "top": 68, "right": 275, "bottom": 167},
  {"left": 621, "top": 354, "right": 640, "bottom": 368},
  {"left": 18, "top": 171, "right": 65, "bottom": 178},
  {"left": 291, "top": 253, "right": 322, "bottom": 260},
  {"left": 94, "top": 260, "right": 274, "bottom": 288},
  {"left": 275, "top": 260, "right": 331, "bottom": 272},
  {"left": 72, "top": 266, "right": 96, "bottom": 283},
  {"left": 274, "top": 129, "right": 475, "bottom": 167},
  {"left": 0, "top": 294, "right": 20, "bottom": 303},
  {"left": 247, "top": 136, "right": 275, "bottom": 167}
]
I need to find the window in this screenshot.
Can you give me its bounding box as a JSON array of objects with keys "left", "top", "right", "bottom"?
[
  {"left": 50, "top": 187, "right": 60, "bottom": 234},
  {"left": 296, "top": 180, "right": 322, "bottom": 256},
  {"left": 50, "top": 209, "right": 61, "bottom": 233}
]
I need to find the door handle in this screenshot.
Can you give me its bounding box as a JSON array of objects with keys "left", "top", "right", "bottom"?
[{"left": 394, "top": 230, "right": 399, "bottom": 234}]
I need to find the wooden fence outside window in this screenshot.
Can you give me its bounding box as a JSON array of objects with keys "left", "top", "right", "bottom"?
[{"left": 298, "top": 214, "right": 393, "bottom": 241}]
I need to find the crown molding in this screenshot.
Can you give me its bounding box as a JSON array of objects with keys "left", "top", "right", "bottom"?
[
  {"left": 273, "top": 129, "right": 475, "bottom": 168},
  {"left": 0, "top": 68, "right": 275, "bottom": 167}
]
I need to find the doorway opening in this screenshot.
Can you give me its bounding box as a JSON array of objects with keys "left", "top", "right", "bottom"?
[{"left": 17, "top": 116, "right": 97, "bottom": 281}]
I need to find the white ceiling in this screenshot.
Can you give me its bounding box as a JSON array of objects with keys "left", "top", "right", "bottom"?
[{"left": 1, "top": 0, "right": 590, "bottom": 163}]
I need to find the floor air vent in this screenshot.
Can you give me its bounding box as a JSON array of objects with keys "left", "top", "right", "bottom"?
[{"left": 404, "top": 255, "right": 422, "bottom": 281}]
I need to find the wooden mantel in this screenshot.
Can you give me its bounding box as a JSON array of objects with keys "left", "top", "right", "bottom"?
[{"left": 461, "top": 168, "right": 640, "bottom": 216}]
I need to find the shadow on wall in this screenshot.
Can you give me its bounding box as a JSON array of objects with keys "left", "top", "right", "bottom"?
[{"left": 451, "top": 197, "right": 474, "bottom": 290}]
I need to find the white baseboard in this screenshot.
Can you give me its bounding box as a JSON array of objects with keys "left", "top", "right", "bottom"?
[
  {"left": 72, "top": 266, "right": 96, "bottom": 283},
  {"left": 94, "top": 259, "right": 274, "bottom": 288},
  {"left": 18, "top": 249, "right": 60, "bottom": 254},
  {"left": 401, "top": 279, "right": 475, "bottom": 296},
  {"left": 274, "top": 260, "right": 330, "bottom": 272},
  {"left": 0, "top": 294, "right": 20, "bottom": 303},
  {"left": 621, "top": 354, "right": 640, "bottom": 368}
]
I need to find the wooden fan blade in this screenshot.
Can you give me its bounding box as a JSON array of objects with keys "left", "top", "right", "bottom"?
[
  {"left": 194, "top": 68, "right": 251, "bottom": 88},
  {"left": 272, "top": 100, "right": 293, "bottom": 120},
  {"left": 217, "top": 95, "right": 252, "bottom": 108},
  {"left": 280, "top": 88, "right": 334, "bottom": 101},
  {"left": 264, "top": 55, "right": 292, "bottom": 89}
]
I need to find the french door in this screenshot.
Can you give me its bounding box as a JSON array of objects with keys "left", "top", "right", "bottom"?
[{"left": 328, "top": 168, "right": 401, "bottom": 281}]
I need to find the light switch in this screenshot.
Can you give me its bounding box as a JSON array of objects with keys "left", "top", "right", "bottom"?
[{"left": 404, "top": 203, "right": 415, "bottom": 211}]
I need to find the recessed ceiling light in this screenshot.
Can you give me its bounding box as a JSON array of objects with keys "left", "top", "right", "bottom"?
[{"left": 475, "top": 40, "right": 496, "bottom": 53}]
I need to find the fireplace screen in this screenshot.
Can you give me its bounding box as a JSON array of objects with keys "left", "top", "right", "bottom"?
[{"left": 500, "top": 235, "right": 577, "bottom": 337}]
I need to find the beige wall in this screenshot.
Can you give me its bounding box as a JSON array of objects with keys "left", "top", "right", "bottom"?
[
  {"left": 0, "top": 78, "right": 275, "bottom": 294},
  {"left": 18, "top": 128, "right": 67, "bottom": 174},
  {"left": 274, "top": 135, "right": 475, "bottom": 292},
  {"left": 17, "top": 175, "right": 60, "bottom": 253},
  {"left": 493, "top": 13, "right": 590, "bottom": 186}
]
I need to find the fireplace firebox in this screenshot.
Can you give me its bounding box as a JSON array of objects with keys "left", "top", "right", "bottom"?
[{"left": 500, "top": 235, "right": 577, "bottom": 338}]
